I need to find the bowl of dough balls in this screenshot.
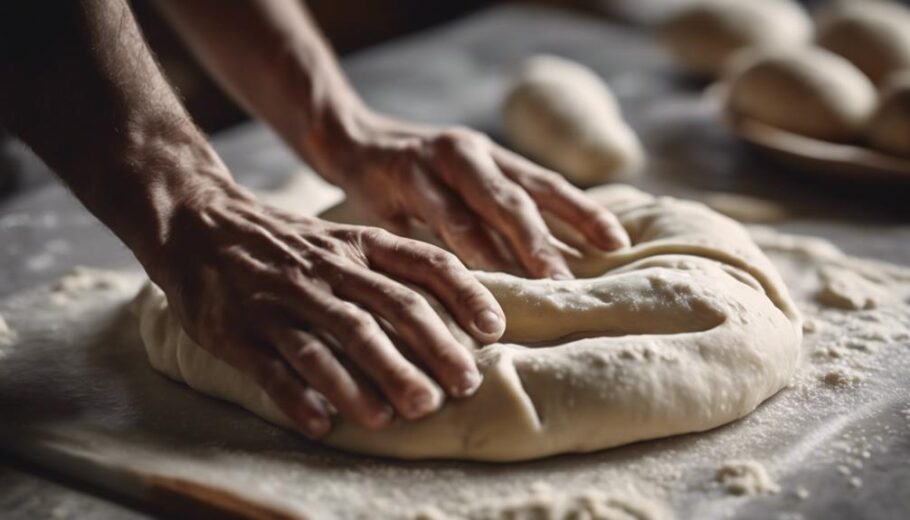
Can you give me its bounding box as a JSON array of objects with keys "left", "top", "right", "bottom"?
[{"left": 662, "top": 0, "right": 910, "bottom": 181}]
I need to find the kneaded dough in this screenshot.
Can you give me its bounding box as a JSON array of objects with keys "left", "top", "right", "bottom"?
[
  {"left": 661, "top": 0, "right": 812, "bottom": 77},
  {"left": 816, "top": 0, "right": 910, "bottom": 86},
  {"left": 134, "top": 186, "right": 801, "bottom": 461},
  {"left": 867, "top": 72, "right": 910, "bottom": 157},
  {"left": 502, "top": 55, "right": 644, "bottom": 186},
  {"left": 724, "top": 47, "right": 877, "bottom": 142}
]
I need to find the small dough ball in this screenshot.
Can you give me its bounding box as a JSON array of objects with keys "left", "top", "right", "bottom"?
[
  {"left": 816, "top": 0, "right": 910, "bottom": 85},
  {"left": 867, "top": 72, "right": 910, "bottom": 156},
  {"left": 661, "top": 0, "right": 812, "bottom": 76},
  {"left": 724, "top": 47, "right": 877, "bottom": 142},
  {"left": 502, "top": 55, "right": 644, "bottom": 186}
]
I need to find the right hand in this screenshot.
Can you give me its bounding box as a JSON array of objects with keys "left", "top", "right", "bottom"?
[{"left": 154, "top": 184, "right": 506, "bottom": 438}]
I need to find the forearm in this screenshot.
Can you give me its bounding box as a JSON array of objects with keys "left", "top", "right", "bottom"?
[
  {"left": 0, "top": 0, "right": 237, "bottom": 281},
  {"left": 152, "top": 0, "right": 370, "bottom": 183}
]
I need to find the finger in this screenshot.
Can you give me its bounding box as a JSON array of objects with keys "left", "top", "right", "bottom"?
[
  {"left": 494, "top": 147, "right": 630, "bottom": 250},
  {"left": 222, "top": 341, "right": 331, "bottom": 438},
  {"left": 286, "top": 285, "right": 443, "bottom": 420},
  {"left": 401, "top": 169, "right": 513, "bottom": 271},
  {"left": 364, "top": 229, "right": 506, "bottom": 344},
  {"left": 432, "top": 133, "right": 573, "bottom": 279},
  {"left": 329, "top": 262, "right": 483, "bottom": 398},
  {"left": 270, "top": 326, "right": 393, "bottom": 429}
]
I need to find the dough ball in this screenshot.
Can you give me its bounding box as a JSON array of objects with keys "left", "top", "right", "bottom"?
[
  {"left": 724, "top": 47, "right": 877, "bottom": 142},
  {"left": 816, "top": 0, "right": 910, "bottom": 86},
  {"left": 660, "top": 0, "right": 812, "bottom": 76},
  {"left": 867, "top": 72, "right": 910, "bottom": 157},
  {"left": 502, "top": 55, "right": 644, "bottom": 186}
]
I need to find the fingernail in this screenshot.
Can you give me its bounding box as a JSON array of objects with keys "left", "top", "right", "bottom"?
[
  {"left": 370, "top": 404, "right": 394, "bottom": 429},
  {"left": 598, "top": 218, "right": 629, "bottom": 249},
  {"left": 606, "top": 230, "right": 630, "bottom": 250},
  {"left": 474, "top": 309, "right": 504, "bottom": 335},
  {"left": 408, "top": 389, "right": 442, "bottom": 418},
  {"left": 451, "top": 370, "right": 483, "bottom": 397}
]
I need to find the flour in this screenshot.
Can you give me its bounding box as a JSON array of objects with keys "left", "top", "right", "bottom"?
[
  {"left": 821, "top": 367, "right": 863, "bottom": 388},
  {"left": 465, "top": 483, "right": 669, "bottom": 520},
  {"left": 24, "top": 239, "right": 71, "bottom": 273},
  {"left": 816, "top": 265, "right": 891, "bottom": 310},
  {"left": 715, "top": 460, "right": 779, "bottom": 496},
  {"left": 49, "top": 266, "right": 132, "bottom": 306}
]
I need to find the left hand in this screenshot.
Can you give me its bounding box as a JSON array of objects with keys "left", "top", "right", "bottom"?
[{"left": 303, "top": 112, "right": 630, "bottom": 279}]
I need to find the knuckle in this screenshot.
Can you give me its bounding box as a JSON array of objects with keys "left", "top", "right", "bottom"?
[
  {"left": 542, "top": 174, "right": 572, "bottom": 197},
  {"left": 360, "top": 226, "right": 392, "bottom": 246},
  {"left": 295, "top": 339, "right": 328, "bottom": 367},
  {"left": 492, "top": 182, "right": 531, "bottom": 211},
  {"left": 392, "top": 291, "right": 426, "bottom": 317},
  {"left": 345, "top": 320, "right": 381, "bottom": 354},
  {"left": 426, "top": 250, "right": 461, "bottom": 272},
  {"left": 435, "top": 126, "right": 485, "bottom": 152}
]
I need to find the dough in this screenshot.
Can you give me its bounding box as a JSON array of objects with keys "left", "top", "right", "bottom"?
[
  {"left": 660, "top": 0, "right": 812, "bottom": 77},
  {"left": 867, "top": 72, "right": 910, "bottom": 157},
  {"left": 501, "top": 55, "right": 644, "bottom": 186},
  {"left": 724, "top": 47, "right": 877, "bottom": 142},
  {"left": 134, "top": 186, "right": 802, "bottom": 461},
  {"left": 816, "top": 0, "right": 910, "bottom": 86}
]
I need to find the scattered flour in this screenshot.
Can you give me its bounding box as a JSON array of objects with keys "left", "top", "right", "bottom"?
[
  {"left": 816, "top": 265, "right": 891, "bottom": 310},
  {"left": 49, "top": 267, "right": 132, "bottom": 306},
  {"left": 821, "top": 367, "right": 864, "bottom": 388},
  {"left": 715, "top": 460, "right": 780, "bottom": 496},
  {"left": 465, "top": 483, "right": 669, "bottom": 520}
]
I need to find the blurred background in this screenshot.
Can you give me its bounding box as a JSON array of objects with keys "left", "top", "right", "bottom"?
[{"left": 129, "top": 0, "right": 822, "bottom": 132}]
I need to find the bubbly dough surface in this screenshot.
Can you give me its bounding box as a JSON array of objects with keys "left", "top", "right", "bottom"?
[{"left": 134, "top": 186, "right": 802, "bottom": 461}]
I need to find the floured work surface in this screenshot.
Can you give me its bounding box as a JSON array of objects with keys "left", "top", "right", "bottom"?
[{"left": 1, "top": 175, "right": 909, "bottom": 518}]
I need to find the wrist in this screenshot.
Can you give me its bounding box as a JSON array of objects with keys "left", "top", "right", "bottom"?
[
  {"left": 91, "top": 117, "right": 244, "bottom": 284},
  {"left": 295, "top": 93, "right": 381, "bottom": 184}
]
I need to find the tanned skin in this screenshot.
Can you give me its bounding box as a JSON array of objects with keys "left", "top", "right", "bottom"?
[{"left": 0, "top": 0, "right": 628, "bottom": 437}]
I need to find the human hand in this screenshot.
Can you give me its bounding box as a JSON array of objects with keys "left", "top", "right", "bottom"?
[
  {"left": 155, "top": 184, "right": 505, "bottom": 438},
  {"left": 303, "top": 113, "right": 630, "bottom": 279}
]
